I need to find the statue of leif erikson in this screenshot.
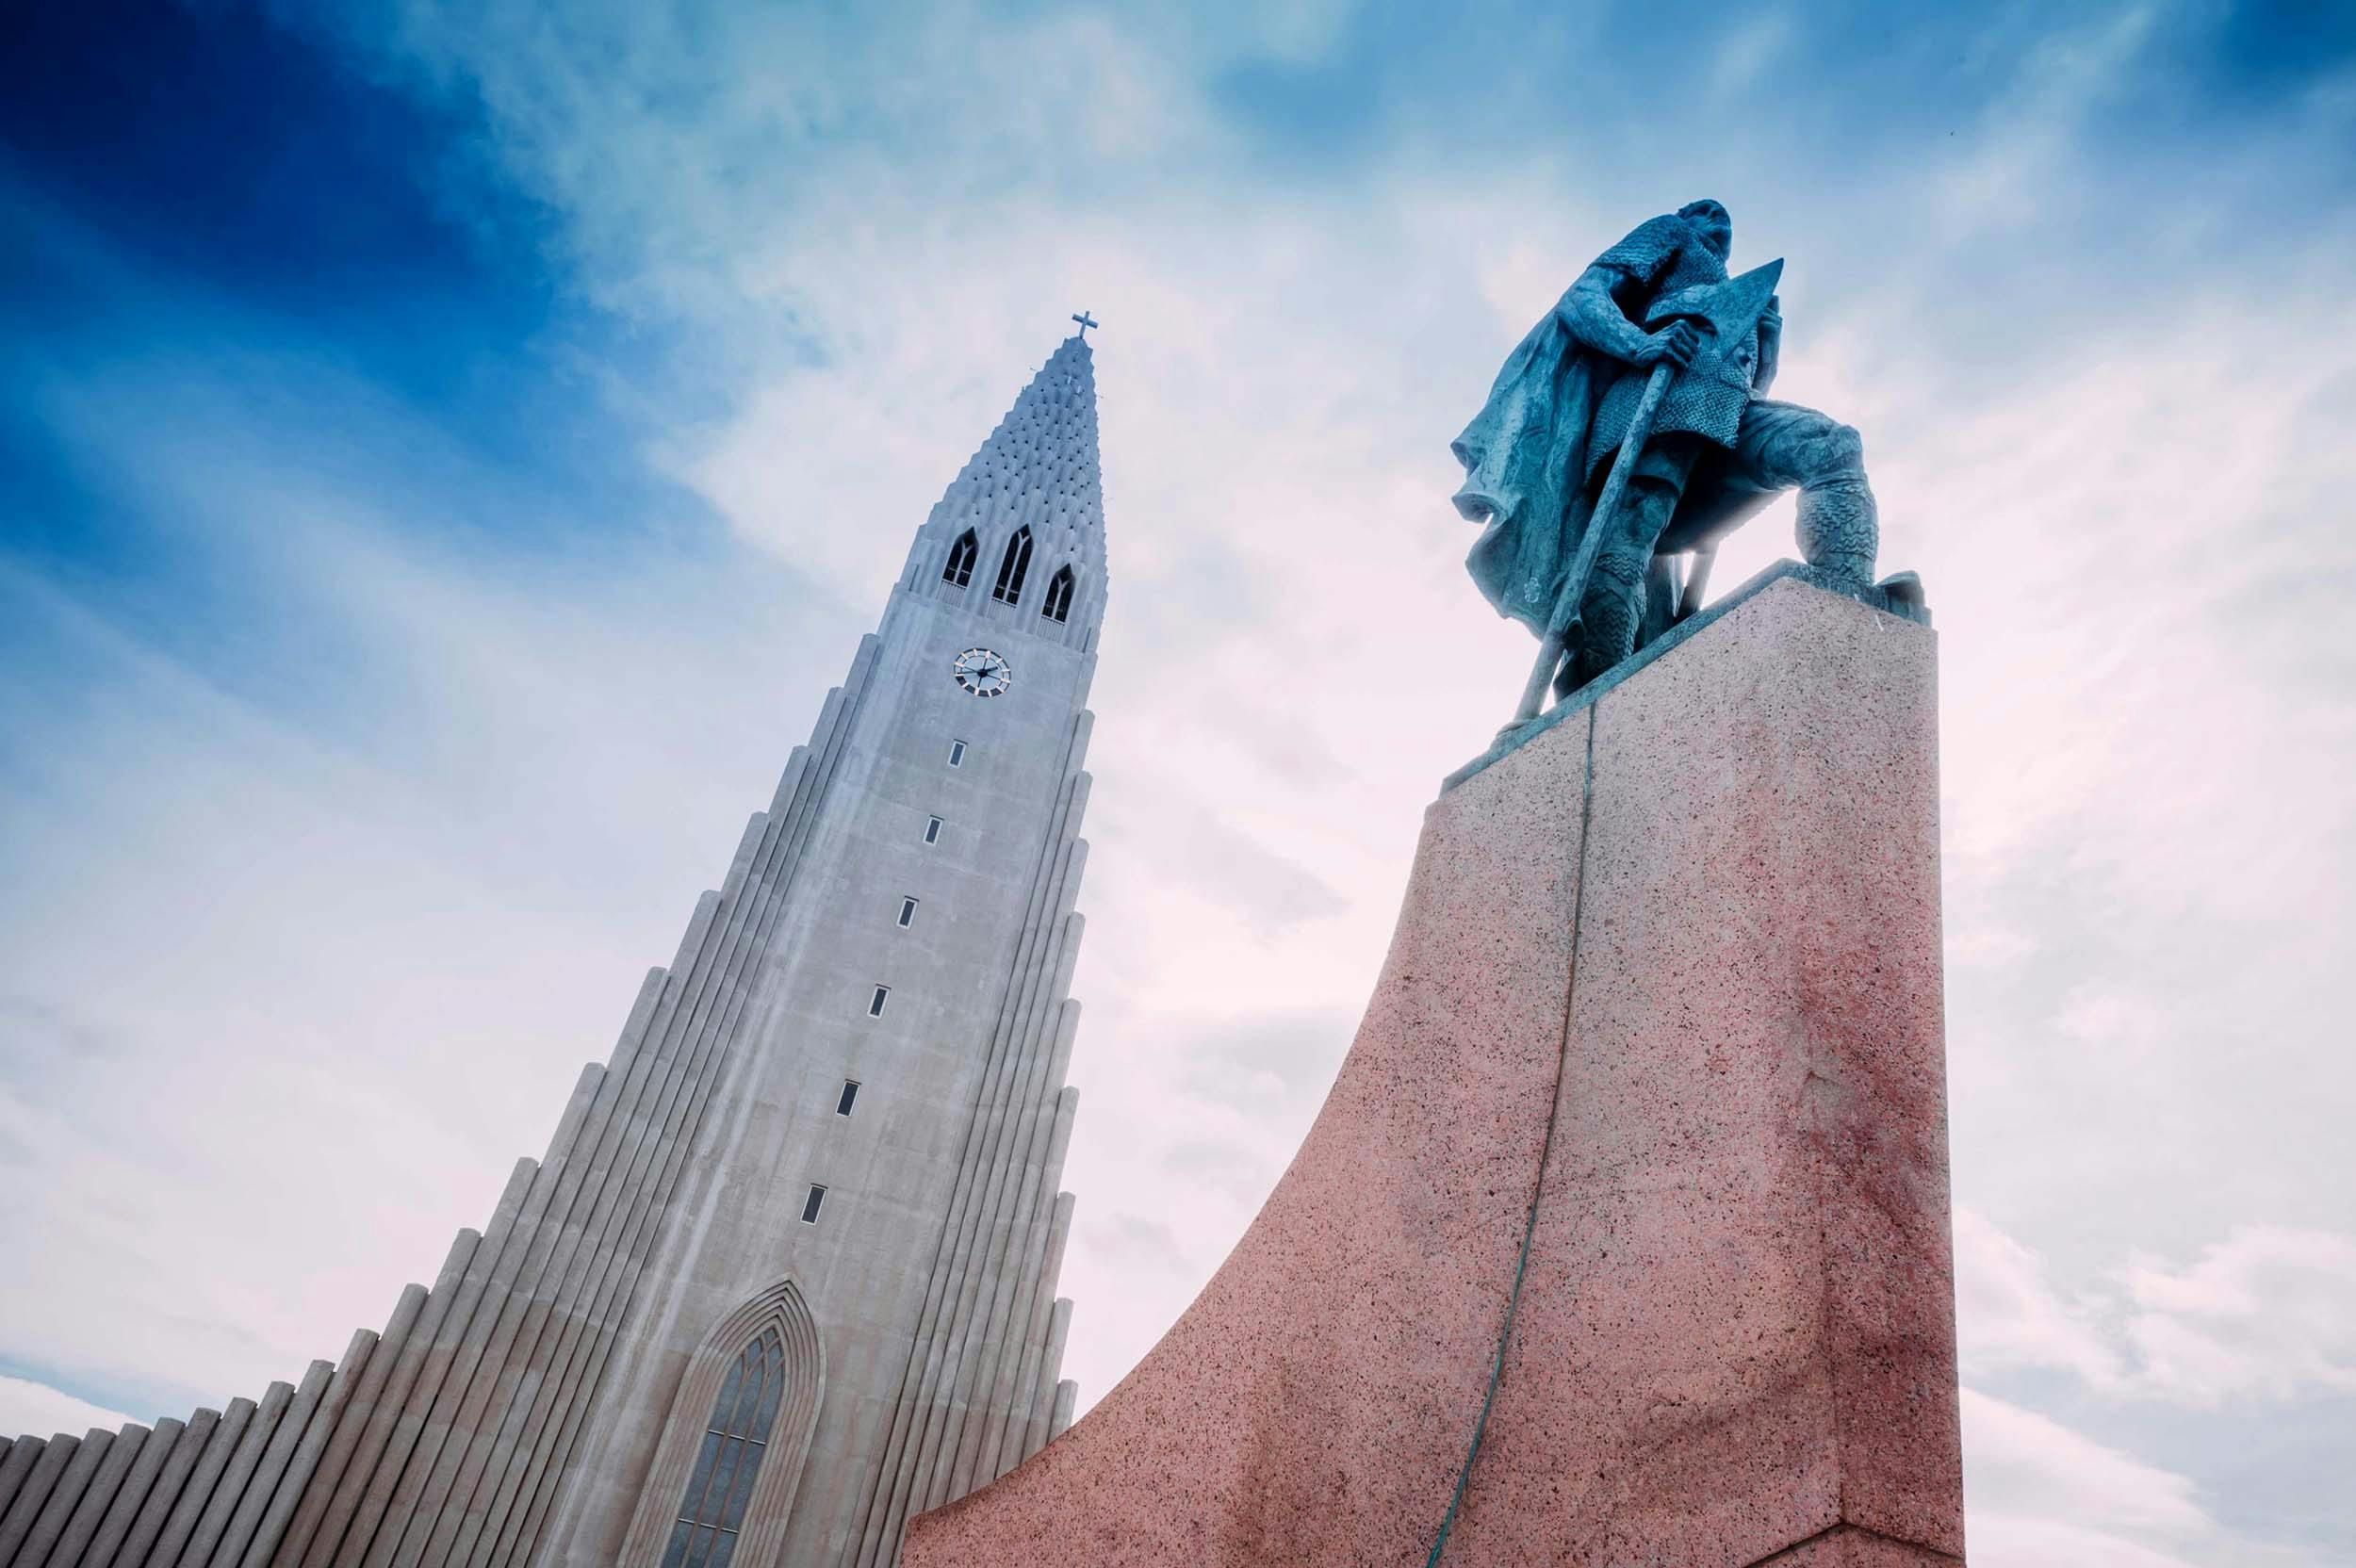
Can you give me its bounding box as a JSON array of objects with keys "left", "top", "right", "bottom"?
[{"left": 1451, "top": 199, "right": 1920, "bottom": 725}]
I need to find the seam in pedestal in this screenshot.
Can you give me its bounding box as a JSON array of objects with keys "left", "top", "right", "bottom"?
[
  {"left": 1422, "top": 706, "right": 1596, "bottom": 1567},
  {"left": 1744, "top": 1519, "right": 1967, "bottom": 1565}
]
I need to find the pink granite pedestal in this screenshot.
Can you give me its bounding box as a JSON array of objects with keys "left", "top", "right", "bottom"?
[{"left": 903, "top": 573, "right": 1965, "bottom": 1567}]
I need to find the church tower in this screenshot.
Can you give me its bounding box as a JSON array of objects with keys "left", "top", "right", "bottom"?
[{"left": 0, "top": 332, "right": 1110, "bottom": 1568}]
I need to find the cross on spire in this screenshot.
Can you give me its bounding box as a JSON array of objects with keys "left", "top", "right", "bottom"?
[{"left": 1071, "top": 310, "right": 1099, "bottom": 337}]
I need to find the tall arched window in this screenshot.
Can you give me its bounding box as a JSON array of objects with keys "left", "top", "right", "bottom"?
[
  {"left": 1040, "top": 565, "right": 1075, "bottom": 624},
  {"left": 663, "top": 1329, "right": 787, "bottom": 1568},
  {"left": 942, "top": 530, "right": 978, "bottom": 589},
  {"left": 620, "top": 1279, "right": 822, "bottom": 1568},
  {"left": 991, "top": 528, "right": 1033, "bottom": 606}
]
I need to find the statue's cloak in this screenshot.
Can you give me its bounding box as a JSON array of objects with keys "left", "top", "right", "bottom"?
[
  {"left": 1449, "top": 305, "right": 1617, "bottom": 636},
  {"left": 1449, "top": 212, "right": 1761, "bottom": 636}
]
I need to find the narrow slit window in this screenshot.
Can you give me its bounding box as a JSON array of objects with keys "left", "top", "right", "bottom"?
[
  {"left": 924, "top": 816, "right": 942, "bottom": 844},
  {"left": 835, "top": 1080, "right": 859, "bottom": 1117},
  {"left": 867, "top": 985, "right": 890, "bottom": 1018},
  {"left": 1041, "top": 565, "right": 1075, "bottom": 624},
  {"left": 800, "top": 1185, "right": 826, "bottom": 1223},
  {"left": 991, "top": 527, "right": 1033, "bottom": 605},
  {"left": 942, "top": 529, "right": 978, "bottom": 588},
  {"left": 947, "top": 740, "right": 966, "bottom": 767},
  {"left": 896, "top": 896, "right": 918, "bottom": 928}
]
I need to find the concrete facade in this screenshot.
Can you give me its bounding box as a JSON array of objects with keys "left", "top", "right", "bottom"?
[
  {"left": 2, "top": 334, "right": 1110, "bottom": 1568},
  {"left": 903, "top": 568, "right": 1963, "bottom": 1566}
]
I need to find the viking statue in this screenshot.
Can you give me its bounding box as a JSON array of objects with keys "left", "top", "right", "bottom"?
[{"left": 1452, "top": 200, "right": 1903, "bottom": 714}]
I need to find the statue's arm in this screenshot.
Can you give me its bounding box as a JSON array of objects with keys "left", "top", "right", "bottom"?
[{"left": 1555, "top": 264, "right": 1695, "bottom": 370}]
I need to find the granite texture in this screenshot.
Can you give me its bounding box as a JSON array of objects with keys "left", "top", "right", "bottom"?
[{"left": 902, "top": 575, "right": 1962, "bottom": 1567}]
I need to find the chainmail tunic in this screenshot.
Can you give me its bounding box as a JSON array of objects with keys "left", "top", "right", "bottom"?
[{"left": 1582, "top": 213, "right": 1759, "bottom": 482}]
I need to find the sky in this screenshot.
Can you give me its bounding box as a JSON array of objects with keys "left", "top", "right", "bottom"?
[{"left": 2, "top": 0, "right": 2354, "bottom": 1562}]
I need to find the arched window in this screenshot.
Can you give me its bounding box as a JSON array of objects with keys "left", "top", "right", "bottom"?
[
  {"left": 991, "top": 528, "right": 1033, "bottom": 606},
  {"left": 942, "top": 530, "right": 978, "bottom": 589},
  {"left": 663, "top": 1329, "right": 787, "bottom": 1568},
  {"left": 620, "top": 1280, "right": 823, "bottom": 1568},
  {"left": 1040, "top": 565, "right": 1075, "bottom": 624}
]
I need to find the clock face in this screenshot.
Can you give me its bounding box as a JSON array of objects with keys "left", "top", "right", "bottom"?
[{"left": 951, "top": 647, "right": 1012, "bottom": 698}]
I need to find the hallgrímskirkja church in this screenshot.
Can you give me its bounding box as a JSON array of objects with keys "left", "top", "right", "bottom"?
[{"left": 0, "top": 329, "right": 1112, "bottom": 1568}]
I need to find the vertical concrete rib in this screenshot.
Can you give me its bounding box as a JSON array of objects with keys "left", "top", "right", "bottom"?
[
  {"left": 16, "top": 1431, "right": 106, "bottom": 1568},
  {"left": 991, "top": 1173, "right": 1076, "bottom": 1478},
  {"left": 601, "top": 972, "right": 668, "bottom": 1087},
  {"left": 296, "top": 1234, "right": 475, "bottom": 1568},
  {"left": 1014, "top": 1298, "right": 1075, "bottom": 1463},
  {"left": 334, "top": 1160, "right": 538, "bottom": 1568},
  {"left": 479, "top": 645, "right": 877, "bottom": 1568},
  {"left": 460, "top": 848, "right": 768, "bottom": 1568},
  {"left": 419, "top": 934, "right": 721, "bottom": 1568},
  {"left": 390, "top": 1016, "right": 675, "bottom": 1568},
  {"left": 113, "top": 1411, "right": 217, "bottom": 1568},
  {"left": 85, "top": 1419, "right": 180, "bottom": 1568},
  {"left": 852, "top": 761, "right": 1090, "bottom": 1563},
  {"left": 229, "top": 1337, "right": 358, "bottom": 1568},
  {"left": 948, "top": 1062, "right": 1081, "bottom": 1497},
  {"left": 1018, "top": 1291, "right": 1072, "bottom": 1467},
  {"left": 407, "top": 874, "right": 755, "bottom": 1565},
  {"left": 862, "top": 833, "right": 1072, "bottom": 1547},
  {"left": 539, "top": 1066, "right": 605, "bottom": 1169},
  {"left": 211, "top": 1363, "right": 329, "bottom": 1568},
  {"left": 0, "top": 1438, "right": 44, "bottom": 1530},
  {"left": 976, "top": 1024, "right": 1082, "bottom": 1481},
  {"left": 13, "top": 1428, "right": 110, "bottom": 1568},
  {"left": 490, "top": 665, "right": 876, "bottom": 1568},
  {"left": 850, "top": 736, "right": 1092, "bottom": 1568},
  {"left": 38, "top": 1423, "right": 142, "bottom": 1568},
  {"left": 0, "top": 1433, "right": 78, "bottom": 1565},
  {"left": 1048, "top": 1380, "right": 1076, "bottom": 1442},
  {"left": 175, "top": 1380, "right": 290, "bottom": 1568},
  {"left": 930, "top": 906, "right": 1088, "bottom": 1506},
  {"left": 149, "top": 1401, "right": 251, "bottom": 1568},
  {"left": 270, "top": 1290, "right": 421, "bottom": 1568},
  {"left": 366, "top": 1164, "right": 562, "bottom": 1568},
  {"left": 237, "top": 1334, "right": 369, "bottom": 1568}
]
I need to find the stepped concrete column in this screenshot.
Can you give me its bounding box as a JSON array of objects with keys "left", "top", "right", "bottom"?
[{"left": 903, "top": 568, "right": 1964, "bottom": 1567}]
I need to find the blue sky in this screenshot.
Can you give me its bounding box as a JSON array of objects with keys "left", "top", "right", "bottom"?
[{"left": 5, "top": 3, "right": 2356, "bottom": 1564}]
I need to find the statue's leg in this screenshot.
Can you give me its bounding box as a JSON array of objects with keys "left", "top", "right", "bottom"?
[
  {"left": 1564, "top": 436, "right": 1698, "bottom": 693},
  {"left": 1731, "top": 400, "right": 1879, "bottom": 584}
]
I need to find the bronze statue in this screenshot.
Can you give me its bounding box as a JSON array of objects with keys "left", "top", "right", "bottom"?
[{"left": 1451, "top": 200, "right": 1906, "bottom": 722}]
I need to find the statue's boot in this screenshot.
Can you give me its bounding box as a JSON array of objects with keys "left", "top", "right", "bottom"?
[
  {"left": 1792, "top": 457, "right": 1878, "bottom": 588},
  {"left": 1567, "top": 546, "right": 1649, "bottom": 692}
]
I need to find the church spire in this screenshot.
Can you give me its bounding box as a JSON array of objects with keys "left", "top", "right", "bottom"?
[
  {"left": 938, "top": 331, "right": 1104, "bottom": 536},
  {"left": 913, "top": 329, "right": 1107, "bottom": 645}
]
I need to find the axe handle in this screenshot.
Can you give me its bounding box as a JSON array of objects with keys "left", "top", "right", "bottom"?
[{"left": 1507, "top": 357, "right": 1677, "bottom": 727}]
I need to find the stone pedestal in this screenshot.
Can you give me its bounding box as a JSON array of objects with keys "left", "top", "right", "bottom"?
[{"left": 903, "top": 568, "right": 1965, "bottom": 1567}]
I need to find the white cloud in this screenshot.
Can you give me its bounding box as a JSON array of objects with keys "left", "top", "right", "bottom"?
[
  {"left": 0, "top": 1376, "right": 139, "bottom": 1443},
  {"left": 1955, "top": 1207, "right": 2121, "bottom": 1386},
  {"left": 2122, "top": 1229, "right": 2356, "bottom": 1407},
  {"left": 1965, "top": 1385, "right": 2209, "bottom": 1532},
  {"left": 1959, "top": 1207, "right": 2356, "bottom": 1413},
  {"left": 1967, "top": 1516, "right": 2208, "bottom": 1568}
]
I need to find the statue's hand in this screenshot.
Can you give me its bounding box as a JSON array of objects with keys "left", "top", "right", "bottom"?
[
  {"left": 1759, "top": 301, "right": 1783, "bottom": 341},
  {"left": 1632, "top": 321, "right": 1699, "bottom": 368}
]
